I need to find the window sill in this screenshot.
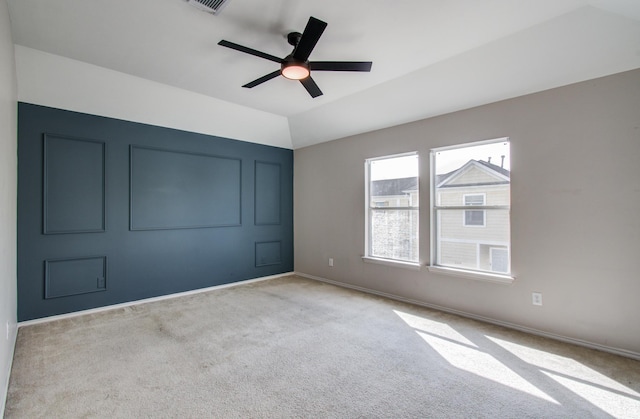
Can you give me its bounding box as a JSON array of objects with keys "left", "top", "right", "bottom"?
[
  {"left": 427, "top": 265, "right": 515, "bottom": 284},
  {"left": 362, "top": 256, "right": 422, "bottom": 271}
]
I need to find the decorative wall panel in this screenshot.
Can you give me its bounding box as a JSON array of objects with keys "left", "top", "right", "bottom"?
[
  {"left": 18, "top": 103, "right": 292, "bottom": 321},
  {"left": 255, "top": 241, "right": 282, "bottom": 267},
  {"left": 254, "top": 161, "right": 281, "bottom": 225},
  {"left": 130, "top": 146, "right": 241, "bottom": 230},
  {"left": 45, "top": 256, "right": 107, "bottom": 299},
  {"left": 43, "top": 134, "right": 105, "bottom": 234}
]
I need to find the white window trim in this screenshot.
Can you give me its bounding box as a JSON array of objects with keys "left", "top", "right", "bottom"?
[
  {"left": 439, "top": 237, "right": 509, "bottom": 246},
  {"left": 362, "top": 256, "right": 421, "bottom": 270},
  {"left": 364, "top": 151, "right": 419, "bottom": 264},
  {"left": 427, "top": 265, "right": 514, "bottom": 284}
]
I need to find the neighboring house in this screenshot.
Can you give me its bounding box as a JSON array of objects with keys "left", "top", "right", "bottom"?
[
  {"left": 370, "top": 177, "right": 419, "bottom": 262},
  {"left": 436, "top": 159, "right": 510, "bottom": 273},
  {"left": 369, "top": 159, "right": 510, "bottom": 272}
]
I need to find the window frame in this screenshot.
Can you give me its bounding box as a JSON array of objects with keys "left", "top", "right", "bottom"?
[
  {"left": 429, "top": 138, "right": 514, "bottom": 283},
  {"left": 363, "top": 152, "right": 420, "bottom": 269},
  {"left": 463, "top": 193, "right": 486, "bottom": 227}
]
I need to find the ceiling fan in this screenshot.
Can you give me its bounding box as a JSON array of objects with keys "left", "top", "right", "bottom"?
[{"left": 218, "top": 16, "right": 373, "bottom": 98}]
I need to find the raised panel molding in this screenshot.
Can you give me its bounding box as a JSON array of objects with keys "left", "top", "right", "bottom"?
[
  {"left": 43, "top": 134, "right": 106, "bottom": 234},
  {"left": 255, "top": 240, "right": 282, "bottom": 267},
  {"left": 130, "top": 145, "right": 242, "bottom": 230},
  {"left": 19, "top": 103, "right": 292, "bottom": 321},
  {"left": 254, "top": 161, "right": 281, "bottom": 225},
  {"left": 45, "top": 256, "right": 107, "bottom": 299}
]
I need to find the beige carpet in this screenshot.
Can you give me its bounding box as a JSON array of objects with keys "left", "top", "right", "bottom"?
[{"left": 5, "top": 275, "right": 640, "bottom": 418}]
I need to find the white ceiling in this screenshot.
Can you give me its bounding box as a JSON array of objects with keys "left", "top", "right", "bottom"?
[{"left": 6, "top": 0, "right": 640, "bottom": 148}]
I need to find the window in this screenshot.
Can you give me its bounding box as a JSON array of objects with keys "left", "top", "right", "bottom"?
[
  {"left": 490, "top": 247, "right": 509, "bottom": 273},
  {"left": 463, "top": 194, "right": 485, "bottom": 226},
  {"left": 430, "top": 139, "right": 511, "bottom": 277},
  {"left": 365, "top": 153, "right": 419, "bottom": 264}
]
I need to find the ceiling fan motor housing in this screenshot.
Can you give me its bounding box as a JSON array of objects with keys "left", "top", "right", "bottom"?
[{"left": 287, "top": 32, "right": 303, "bottom": 47}]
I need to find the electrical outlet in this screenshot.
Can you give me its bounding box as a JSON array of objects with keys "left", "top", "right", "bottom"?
[
  {"left": 532, "top": 292, "right": 543, "bottom": 306},
  {"left": 328, "top": 258, "right": 334, "bottom": 267}
]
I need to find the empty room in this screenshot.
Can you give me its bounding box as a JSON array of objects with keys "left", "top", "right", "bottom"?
[{"left": 1, "top": 0, "right": 640, "bottom": 417}]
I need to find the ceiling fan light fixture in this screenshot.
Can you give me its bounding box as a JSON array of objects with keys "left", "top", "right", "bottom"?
[
  {"left": 218, "top": 16, "right": 372, "bottom": 97},
  {"left": 281, "top": 61, "right": 310, "bottom": 80}
]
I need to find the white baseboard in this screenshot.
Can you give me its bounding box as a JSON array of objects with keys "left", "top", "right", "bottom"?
[
  {"left": 295, "top": 271, "right": 640, "bottom": 361},
  {"left": 18, "top": 272, "right": 294, "bottom": 328},
  {"left": 1, "top": 322, "right": 17, "bottom": 418}
]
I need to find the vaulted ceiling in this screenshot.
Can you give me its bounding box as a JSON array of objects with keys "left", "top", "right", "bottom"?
[{"left": 6, "top": 0, "right": 640, "bottom": 148}]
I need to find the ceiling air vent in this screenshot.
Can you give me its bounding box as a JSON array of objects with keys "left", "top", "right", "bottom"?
[{"left": 184, "top": 0, "right": 230, "bottom": 15}]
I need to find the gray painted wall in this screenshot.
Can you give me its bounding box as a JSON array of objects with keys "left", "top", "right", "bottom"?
[
  {"left": 294, "top": 68, "right": 640, "bottom": 355},
  {"left": 0, "top": 0, "right": 17, "bottom": 412}
]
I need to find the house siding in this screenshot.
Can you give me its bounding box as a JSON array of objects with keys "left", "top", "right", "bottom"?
[{"left": 437, "top": 165, "right": 510, "bottom": 272}]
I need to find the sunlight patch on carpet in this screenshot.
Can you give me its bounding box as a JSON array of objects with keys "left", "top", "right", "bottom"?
[
  {"left": 393, "top": 310, "right": 558, "bottom": 404},
  {"left": 393, "top": 310, "right": 477, "bottom": 347},
  {"left": 487, "top": 335, "right": 640, "bottom": 417},
  {"left": 541, "top": 371, "right": 640, "bottom": 418}
]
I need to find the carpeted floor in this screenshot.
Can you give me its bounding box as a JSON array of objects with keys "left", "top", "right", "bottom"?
[{"left": 5, "top": 275, "right": 640, "bottom": 418}]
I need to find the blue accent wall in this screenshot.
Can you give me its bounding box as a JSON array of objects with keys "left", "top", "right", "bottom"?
[{"left": 17, "top": 103, "right": 293, "bottom": 321}]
